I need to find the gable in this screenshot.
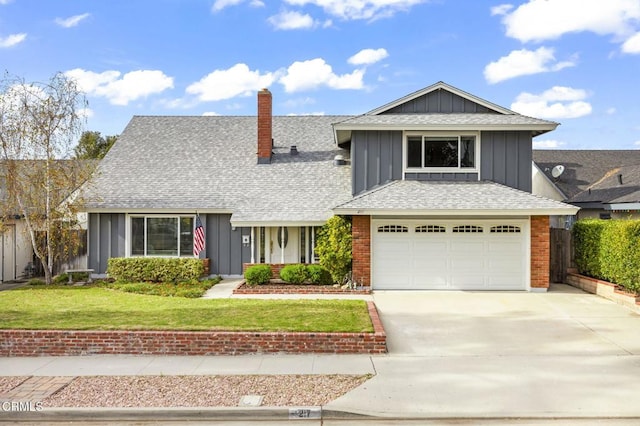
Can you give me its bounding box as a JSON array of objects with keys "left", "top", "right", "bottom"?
[
  {"left": 367, "top": 81, "right": 513, "bottom": 116},
  {"left": 381, "top": 88, "right": 498, "bottom": 114}
]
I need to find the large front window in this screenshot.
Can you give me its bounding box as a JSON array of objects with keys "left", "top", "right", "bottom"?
[
  {"left": 131, "top": 216, "right": 194, "bottom": 257},
  {"left": 406, "top": 135, "right": 476, "bottom": 170}
]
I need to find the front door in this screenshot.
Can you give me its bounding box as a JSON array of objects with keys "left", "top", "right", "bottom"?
[
  {"left": 270, "top": 226, "right": 299, "bottom": 264},
  {"left": 2, "top": 225, "right": 16, "bottom": 282}
]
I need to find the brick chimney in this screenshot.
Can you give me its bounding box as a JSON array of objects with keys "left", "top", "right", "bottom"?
[{"left": 257, "top": 88, "right": 272, "bottom": 164}]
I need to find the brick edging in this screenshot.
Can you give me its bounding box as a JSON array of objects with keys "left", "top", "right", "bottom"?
[
  {"left": 0, "top": 302, "right": 386, "bottom": 357},
  {"left": 233, "top": 283, "right": 372, "bottom": 295},
  {"left": 566, "top": 271, "right": 640, "bottom": 314}
]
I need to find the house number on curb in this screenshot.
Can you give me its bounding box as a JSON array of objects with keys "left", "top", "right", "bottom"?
[{"left": 289, "top": 407, "right": 321, "bottom": 419}]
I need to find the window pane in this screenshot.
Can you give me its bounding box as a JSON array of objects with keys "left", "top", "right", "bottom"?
[
  {"left": 460, "top": 136, "right": 475, "bottom": 168},
  {"left": 147, "top": 217, "right": 178, "bottom": 256},
  {"left": 407, "top": 136, "right": 422, "bottom": 168},
  {"left": 180, "top": 217, "right": 194, "bottom": 257},
  {"left": 131, "top": 217, "right": 145, "bottom": 256},
  {"left": 425, "top": 137, "right": 458, "bottom": 167}
]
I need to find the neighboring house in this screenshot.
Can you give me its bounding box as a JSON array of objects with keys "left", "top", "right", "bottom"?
[
  {"left": 85, "top": 82, "right": 577, "bottom": 292},
  {"left": 533, "top": 150, "right": 640, "bottom": 221}
]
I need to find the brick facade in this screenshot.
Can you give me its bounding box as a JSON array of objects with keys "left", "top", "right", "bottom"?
[
  {"left": 530, "top": 215, "right": 550, "bottom": 290},
  {"left": 0, "top": 303, "right": 386, "bottom": 356},
  {"left": 352, "top": 215, "right": 371, "bottom": 287}
]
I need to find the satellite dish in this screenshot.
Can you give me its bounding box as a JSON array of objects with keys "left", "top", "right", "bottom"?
[{"left": 551, "top": 165, "right": 565, "bottom": 178}]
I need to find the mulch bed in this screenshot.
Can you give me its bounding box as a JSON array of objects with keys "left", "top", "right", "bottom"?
[{"left": 233, "top": 281, "right": 372, "bottom": 295}]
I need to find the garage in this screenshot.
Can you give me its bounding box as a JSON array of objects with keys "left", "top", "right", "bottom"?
[{"left": 371, "top": 219, "right": 529, "bottom": 290}]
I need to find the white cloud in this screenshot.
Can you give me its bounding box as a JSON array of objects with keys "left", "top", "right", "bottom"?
[
  {"left": 55, "top": 13, "right": 90, "bottom": 28},
  {"left": 0, "top": 33, "right": 26, "bottom": 48},
  {"left": 622, "top": 31, "right": 640, "bottom": 53},
  {"left": 286, "top": 111, "right": 326, "bottom": 116},
  {"left": 279, "top": 58, "right": 364, "bottom": 92},
  {"left": 500, "top": 0, "right": 640, "bottom": 43},
  {"left": 212, "top": 0, "right": 264, "bottom": 11},
  {"left": 65, "top": 69, "right": 174, "bottom": 106},
  {"left": 268, "top": 10, "right": 316, "bottom": 29},
  {"left": 490, "top": 4, "right": 513, "bottom": 16},
  {"left": 511, "top": 86, "right": 593, "bottom": 119},
  {"left": 348, "top": 48, "right": 388, "bottom": 65},
  {"left": 533, "top": 139, "right": 565, "bottom": 149},
  {"left": 202, "top": 111, "right": 220, "bottom": 116},
  {"left": 635, "top": 140, "right": 640, "bottom": 146},
  {"left": 78, "top": 107, "right": 94, "bottom": 118},
  {"left": 0, "top": 0, "right": 13, "bottom": 4},
  {"left": 606, "top": 107, "right": 617, "bottom": 115},
  {"left": 186, "top": 63, "right": 277, "bottom": 101},
  {"left": 284, "top": 0, "right": 426, "bottom": 21},
  {"left": 484, "top": 47, "right": 576, "bottom": 84}
]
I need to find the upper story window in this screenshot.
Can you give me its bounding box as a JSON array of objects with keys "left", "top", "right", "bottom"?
[{"left": 406, "top": 134, "right": 477, "bottom": 170}]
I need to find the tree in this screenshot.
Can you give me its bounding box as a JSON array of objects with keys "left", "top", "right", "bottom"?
[
  {"left": 315, "top": 216, "right": 352, "bottom": 283},
  {"left": 74, "top": 131, "right": 117, "bottom": 159},
  {"left": 0, "top": 72, "right": 92, "bottom": 284}
]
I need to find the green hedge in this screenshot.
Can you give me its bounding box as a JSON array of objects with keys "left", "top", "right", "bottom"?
[
  {"left": 107, "top": 257, "right": 205, "bottom": 283},
  {"left": 573, "top": 219, "right": 640, "bottom": 293},
  {"left": 306, "top": 264, "right": 333, "bottom": 284},
  {"left": 244, "top": 264, "right": 272, "bottom": 286},
  {"left": 279, "top": 264, "right": 309, "bottom": 284}
]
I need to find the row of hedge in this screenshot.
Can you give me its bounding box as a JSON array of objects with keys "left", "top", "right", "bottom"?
[
  {"left": 244, "top": 264, "right": 333, "bottom": 286},
  {"left": 107, "top": 257, "right": 204, "bottom": 283},
  {"left": 573, "top": 219, "right": 640, "bottom": 293}
]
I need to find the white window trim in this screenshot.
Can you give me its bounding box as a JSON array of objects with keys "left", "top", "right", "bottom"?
[
  {"left": 126, "top": 214, "right": 196, "bottom": 258},
  {"left": 403, "top": 131, "right": 481, "bottom": 175}
]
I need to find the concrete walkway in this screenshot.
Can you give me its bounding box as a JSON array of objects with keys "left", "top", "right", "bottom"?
[{"left": 2, "top": 282, "right": 640, "bottom": 421}]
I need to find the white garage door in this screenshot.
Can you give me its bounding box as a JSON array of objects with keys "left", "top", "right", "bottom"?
[{"left": 372, "top": 219, "right": 528, "bottom": 290}]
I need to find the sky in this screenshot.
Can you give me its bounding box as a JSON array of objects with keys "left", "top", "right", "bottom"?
[{"left": 1, "top": 0, "right": 640, "bottom": 150}]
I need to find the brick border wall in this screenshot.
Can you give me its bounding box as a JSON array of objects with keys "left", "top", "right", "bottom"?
[
  {"left": 352, "top": 216, "right": 371, "bottom": 287},
  {"left": 530, "top": 215, "right": 550, "bottom": 290},
  {"left": 566, "top": 271, "right": 640, "bottom": 314},
  {"left": 0, "top": 303, "right": 386, "bottom": 357}
]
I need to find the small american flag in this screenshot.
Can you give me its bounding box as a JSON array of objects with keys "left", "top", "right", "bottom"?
[{"left": 193, "top": 215, "right": 205, "bottom": 257}]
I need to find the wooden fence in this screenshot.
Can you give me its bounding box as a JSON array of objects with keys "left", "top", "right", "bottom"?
[{"left": 550, "top": 228, "right": 573, "bottom": 283}]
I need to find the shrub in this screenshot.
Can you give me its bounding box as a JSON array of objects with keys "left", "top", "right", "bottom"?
[
  {"left": 28, "top": 278, "right": 46, "bottom": 286},
  {"left": 573, "top": 219, "right": 640, "bottom": 293},
  {"left": 306, "top": 264, "right": 333, "bottom": 284},
  {"left": 244, "top": 264, "right": 272, "bottom": 286},
  {"left": 279, "top": 264, "right": 309, "bottom": 284},
  {"left": 315, "top": 216, "right": 352, "bottom": 284},
  {"left": 107, "top": 257, "right": 204, "bottom": 283},
  {"left": 53, "top": 273, "right": 69, "bottom": 285}
]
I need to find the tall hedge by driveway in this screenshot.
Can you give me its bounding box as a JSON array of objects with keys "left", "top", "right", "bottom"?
[{"left": 573, "top": 219, "right": 640, "bottom": 293}]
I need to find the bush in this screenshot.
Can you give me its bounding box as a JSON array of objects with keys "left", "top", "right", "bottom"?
[
  {"left": 279, "top": 264, "right": 309, "bottom": 284},
  {"left": 244, "top": 264, "right": 272, "bottom": 286},
  {"left": 315, "top": 216, "right": 352, "bottom": 284},
  {"left": 107, "top": 257, "right": 204, "bottom": 283},
  {"left": 306, "top": 264, "right": 333, "bottom": 284},
  {"left": 573, "top": 219, "right": 640, "bottom": 293},
  {"left": 53, "top": 272, "right": 88, "bottom": 284},
  {"left": 28, "top": 278, "right": 46, "bottom": 286}
]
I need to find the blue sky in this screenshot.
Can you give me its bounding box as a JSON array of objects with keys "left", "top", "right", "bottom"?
[{"left": 2, "top": 0, "right": 640, "bottom": 149}]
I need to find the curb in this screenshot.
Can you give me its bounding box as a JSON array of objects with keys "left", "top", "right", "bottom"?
[{"left": 0, "top": 406, "right": 375, "bottom": 422}]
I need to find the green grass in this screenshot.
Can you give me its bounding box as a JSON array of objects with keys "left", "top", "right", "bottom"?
[
  {"left": 102, "top": 276, "right": 222, "bottom": 298},
  {"left": 0, "top": 286, "right": 373, "bottom": 332}
]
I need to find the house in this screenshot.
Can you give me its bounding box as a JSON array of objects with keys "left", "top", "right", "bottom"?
[
  {"left": 85, "top": 82, "right": 578, "bottom": 292},
  {"left": 533, "top": 150, "right": 640, "bottom": 221}
]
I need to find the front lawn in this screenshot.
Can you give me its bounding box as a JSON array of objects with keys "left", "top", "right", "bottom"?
[{"left": 0, "top": 287, "right": 373, "bottom": 332}]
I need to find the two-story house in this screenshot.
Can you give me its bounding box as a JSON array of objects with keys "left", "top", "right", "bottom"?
[{"left": 85, "top": 82, "right": 577, "bottom": 291}]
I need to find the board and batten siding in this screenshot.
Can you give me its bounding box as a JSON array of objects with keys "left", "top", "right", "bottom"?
[
  {"left": 352, "top": 130, "right": 403, "bottom": 195},
  {"left": 480, "top": 131, "right": 532, "bottom": 192},
  {"left": 382, "top": 89, "right": 497, "bottom": 114},
  {"left": 88, "top": 213, "right": 250, "bottom": 276}
]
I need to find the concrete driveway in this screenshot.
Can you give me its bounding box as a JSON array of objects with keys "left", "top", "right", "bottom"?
[{"left": 326, "top": 283, "right": 640, "bottom": 419}]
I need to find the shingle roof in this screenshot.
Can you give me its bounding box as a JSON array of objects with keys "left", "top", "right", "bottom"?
[
  {"left": 84, "top": 115, "right": 353, "bottom": 224},
  {"left": 334, "top": 113, "right": 557, "bottom": 128},
  {"left": 334, "top": 180, "right": 578, "bottom": 215},
  {"left": 569, "top": 164, "right": 640, "bottom": 204},
  {"left": 533, "top": 150, "right": 640, "bottom": 202}
]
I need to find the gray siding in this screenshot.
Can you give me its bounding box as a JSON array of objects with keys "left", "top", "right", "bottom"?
[
  {"left": 481, "top": 131, "right": 532, "bottom": 192},
  {"left": 205, "top": 214, "right": 250, "bottom": 276},
  {"left": 88, "top": 213, "right": 126, "bottom": 274},
  {"left": 352, "top": 130, "right": 402, "bottom": 195},
  {"left": 383, "top": 89, "right": 496, "bottom": 114},
  {"left": 87, "top": 213, "right": 250, "bottom": 276}
]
